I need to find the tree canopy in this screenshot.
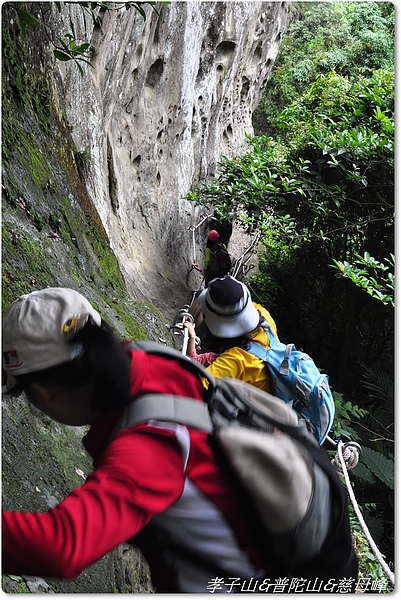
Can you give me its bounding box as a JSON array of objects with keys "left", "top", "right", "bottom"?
[{"left": 253, "top": 1, "right": 394, "bottom": 137}]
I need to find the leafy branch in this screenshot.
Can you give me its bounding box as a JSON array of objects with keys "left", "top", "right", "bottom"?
[
  {"left": 14, "top": 2, "right": 164, "bottom": 76},
  {"left": 331, "top": 252, "right": 394, "bottom": 307},
  {"left": 332, "top": 391, "right": 368, "bottom": 442}
]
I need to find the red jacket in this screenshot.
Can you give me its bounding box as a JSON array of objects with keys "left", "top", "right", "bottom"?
[{"left": 2, "top": 348, "right": 268, "bottom": 592}]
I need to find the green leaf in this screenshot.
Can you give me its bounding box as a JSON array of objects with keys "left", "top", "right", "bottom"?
[
  {"left": 56, "top": 37, "right": 70, "bottom": 51},
  {"left": 351, "top": 462, "right": 376, "bottom": 485},
  {"left": 53, "top": 50, "right": 72, "bottom": 62},
  {"left": 361, "top": 447, "right": 394, "bottom": 490},
  {"left": 16, "top": 8, "right": 38, "bottom": 26},
  {"left": 132, "top": 3, "right": 147, "bottom": 20},
  {"left": 71, "top": 43, "right": 90, "bottom": 56},
  {"left": 76, "top": 61, "right": 84, "bottom": 77},
  {"left": 16, "top": 7, "right": 40, "bottom": 37}
]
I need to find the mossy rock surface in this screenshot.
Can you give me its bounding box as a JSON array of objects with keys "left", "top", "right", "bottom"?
[
  {"left": 2, "top": 393, "right": 154, "bottom": 593},
  {"left": 1, "top": 7, "right": 174, "bottom": 592}
]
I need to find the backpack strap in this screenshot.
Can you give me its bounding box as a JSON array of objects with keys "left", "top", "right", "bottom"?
[
  {"left": 247, "top": 320, "right": 296, "bottom": 366},
  {"left": 248, "top": 339, "right": 297, "bottom": 376},
  {"left": 247, "top": 323, "right": 295, "bottom": 399},
  {"left": 111, "top": 341, "right": 216, "bottom": 440},
  {"left": 259, "top": 320, "right": 280, "bottom": 344},
  {"left": 111, "top": 393, "right": 213, "bottom": 437}
]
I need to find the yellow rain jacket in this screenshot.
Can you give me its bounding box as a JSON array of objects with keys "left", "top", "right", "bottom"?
[{"left": 204, "top": 303, "right": 279, "bottom": 393}]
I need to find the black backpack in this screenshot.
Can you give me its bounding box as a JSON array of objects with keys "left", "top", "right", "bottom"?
[
  {"left": 209, "top": 246, "right": 232, "bottom": 277},
  {"left": 111, "top": 341, "right": 358, "bottom": 586}
]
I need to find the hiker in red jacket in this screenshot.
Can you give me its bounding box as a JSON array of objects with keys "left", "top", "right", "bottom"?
[
  {"left": 2, "top": 288, "right": 358, "bottom": 593},
  {"left": 1, "top": 288, "right": 271, "bottom": 592}
]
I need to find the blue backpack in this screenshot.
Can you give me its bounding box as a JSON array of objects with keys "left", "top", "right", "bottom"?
[{"left": 247, "top": 322, "right": 335, "bottom": 444}]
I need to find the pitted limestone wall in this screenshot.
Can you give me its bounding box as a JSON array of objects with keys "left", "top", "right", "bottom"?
[{"left": 53, "top": 2, "right": 288, "bottom": 307}]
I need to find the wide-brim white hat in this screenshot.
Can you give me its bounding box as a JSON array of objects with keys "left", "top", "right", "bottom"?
[
  {"left": 2, "top": 287, "right": 101, "bottom": 385},
  {"left": 199, "top": 276, "right": 259, "bottom": 338}
]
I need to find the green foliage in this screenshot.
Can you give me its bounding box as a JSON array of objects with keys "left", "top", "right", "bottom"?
[
  {"left": 279, "top": 68, "right": 394, "bottom": 156},
  {"left": 185, "top": 138, "right": 318, "bottom": 230},
  {"left": 53, "top": 37, "right": 92, "bottom": 75},
  {"left": 352, "top": 512, "right": 392, "bottom": 589},
  {"left": 331, "top": 386, "right": 393, "bottom": 583},
  {"left": 360, "top": 363, "right": 394, "bottom": 408},
  {"left": 254, "top": 1, "right": 394, "bottom": 137},
  {"left": 353, "top": 365, "right": 394, "bottom": 490},
  {"left": 360, "top": 447, "right": 394, "bottom": 490},
  {"left": 15, "top": 6, "right": 39, "bottom": 36},
  {"left": 187, "top": 68, "right": 394, "bottom": 275},
  {"left": 332, "top": 392, "right": 367, "bottom": 442},
  {"left": 336, "top": 357, "right": 394, "bottom": 568},
  {"left": 332, "top": 252, "right": 394, "bottom": 307}
]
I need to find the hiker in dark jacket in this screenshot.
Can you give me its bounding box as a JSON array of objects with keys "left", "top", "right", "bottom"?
[
  {"left": 203, "top": 230, "right": 231, "bottom": 285},
  {"left": 209, "top": 210, "right": 234, "bottom": 247}
]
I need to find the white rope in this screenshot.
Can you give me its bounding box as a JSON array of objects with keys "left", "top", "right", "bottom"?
[{"left": 336, "top": 440, "right": 395, "bottom": 587}]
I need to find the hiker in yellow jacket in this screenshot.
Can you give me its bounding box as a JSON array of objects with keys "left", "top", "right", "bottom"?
[{"left": 197, "top": 275, "right": 279, "bottom": 393}]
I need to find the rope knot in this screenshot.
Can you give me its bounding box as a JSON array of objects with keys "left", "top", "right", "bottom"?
[{"left": 331, "top": 441, "right": 361, "bottom": 475}]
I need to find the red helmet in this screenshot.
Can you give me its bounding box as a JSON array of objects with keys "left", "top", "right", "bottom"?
[{"left": 208, "top": 230, "right": 220, "bottom": 242}]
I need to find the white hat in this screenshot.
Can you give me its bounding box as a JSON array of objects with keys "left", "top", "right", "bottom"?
[
  {"left": 199, "top": 276, "right": 260, "bottom": 338},
  {"left": 2, "top": 288, "right": 101, "bottom": 384}
]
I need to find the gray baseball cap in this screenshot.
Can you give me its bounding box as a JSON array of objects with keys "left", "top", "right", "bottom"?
[{"left": 2, "top": 287, "right": 101, "bottom": 387}]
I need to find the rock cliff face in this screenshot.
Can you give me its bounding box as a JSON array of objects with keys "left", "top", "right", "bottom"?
[{"left": 55, "top": 1, "right": 288, "bottom": 309}]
